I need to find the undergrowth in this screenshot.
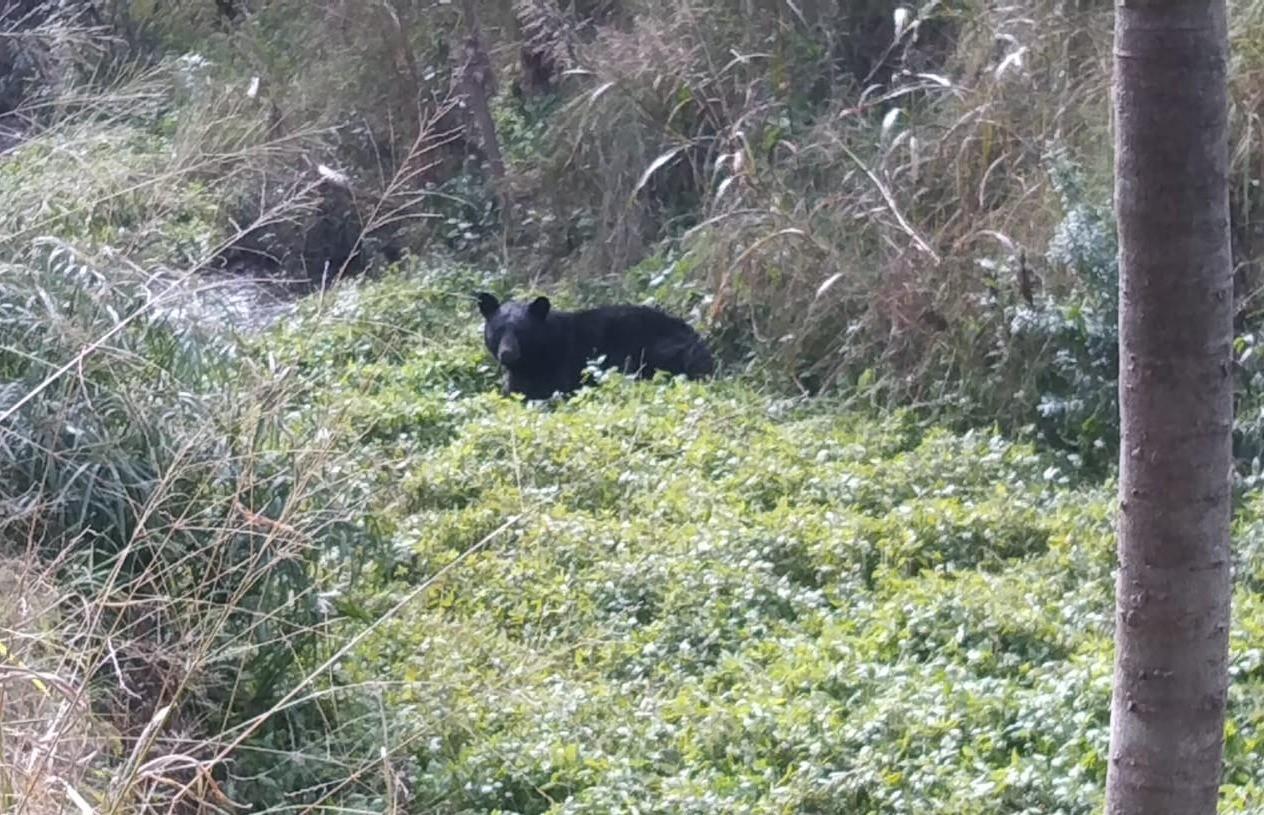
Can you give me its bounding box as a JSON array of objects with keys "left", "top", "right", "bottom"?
[
  {"left": 6, "top": 208, "right": 1264, "bottom": 811},
  {"left": 101, "top": 0, "right": 1264, "bottom": 468},
  {"left": 6, "top": 3, "right": 1264, "bottom": 814},
  {"left": 8, "top": 191, "right": 1264, "bottom": 808},
  {"left": 206, "top": 268, "right": 1264, "bottom": 813}
]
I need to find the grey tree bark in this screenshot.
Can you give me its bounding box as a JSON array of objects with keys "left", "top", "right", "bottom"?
[{"left": 1106, "top": 1, "right": 1233, "bottom": 813}]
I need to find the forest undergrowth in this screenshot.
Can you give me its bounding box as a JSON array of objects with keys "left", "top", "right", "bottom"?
[{"left": 6, "top": 1, "right": 1264, "bottom": 812}]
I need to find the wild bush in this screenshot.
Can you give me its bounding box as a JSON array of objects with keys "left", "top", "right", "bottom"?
[
  {"left": 0, "top": 50, "right": 389, "bottom": 810},
  {"left": 105, "top": 0, "right": 1264, "bottom": 464}
]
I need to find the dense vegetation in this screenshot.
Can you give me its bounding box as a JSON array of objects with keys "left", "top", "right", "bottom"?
[{"left": 4, "top": 0, "right": 1264, "bottom": 812}]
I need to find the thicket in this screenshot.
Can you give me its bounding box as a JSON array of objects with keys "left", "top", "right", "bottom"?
[
  {"left": 5, "top": 0, "right": 1264, "bottom": 812},
  {"left": 60, "top": 0, "right": 1264, "bottom": 473}
]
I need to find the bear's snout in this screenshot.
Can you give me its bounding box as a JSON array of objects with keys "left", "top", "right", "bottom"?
[{"left": 497, "top": 335, "right": 521, "bottom": 365}]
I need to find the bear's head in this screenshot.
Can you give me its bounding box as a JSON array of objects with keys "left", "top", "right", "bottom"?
[{"left": 475, "top": 292, "right": 553, "bottom": 371}]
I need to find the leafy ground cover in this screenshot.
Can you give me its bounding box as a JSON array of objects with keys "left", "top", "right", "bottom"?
[{"left": 219, "top": 268, "right": 1264, "bottom": 813}]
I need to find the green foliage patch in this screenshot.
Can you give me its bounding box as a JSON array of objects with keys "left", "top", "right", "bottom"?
[{"left": 224, "top": 269, "right": 1264, "bottom": 813}]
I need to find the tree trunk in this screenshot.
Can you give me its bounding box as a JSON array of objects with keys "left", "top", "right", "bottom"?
[
  {"left": 457, "top": 0, "right": 512, "bottom": 231},
  {"left": 1106, "top": 2, "right": 1233, "bottom": 814}
]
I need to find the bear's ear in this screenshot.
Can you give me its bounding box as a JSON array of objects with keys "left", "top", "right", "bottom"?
[
  {"left": 475, "top": 292, "right": 500, "bottom": 318},
  {"left": 528, "top": 296, "right": 551, "bottom": 320}
]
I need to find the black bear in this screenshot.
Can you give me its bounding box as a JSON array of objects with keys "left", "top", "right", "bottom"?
[{"left": 475, "top": 292, "right": 715, "bottom": 400}]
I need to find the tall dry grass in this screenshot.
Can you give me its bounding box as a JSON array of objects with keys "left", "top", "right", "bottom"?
[
  {"left": 521, "top": 0, "right": 1120, "bottom": 404},
  {"left": 0, "top": 31, "right": 479, "bottom": 809}
]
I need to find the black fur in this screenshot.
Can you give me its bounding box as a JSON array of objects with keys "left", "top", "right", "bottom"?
[{"left": 475, "top": 293, "right": 715, "bottom": 399}]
